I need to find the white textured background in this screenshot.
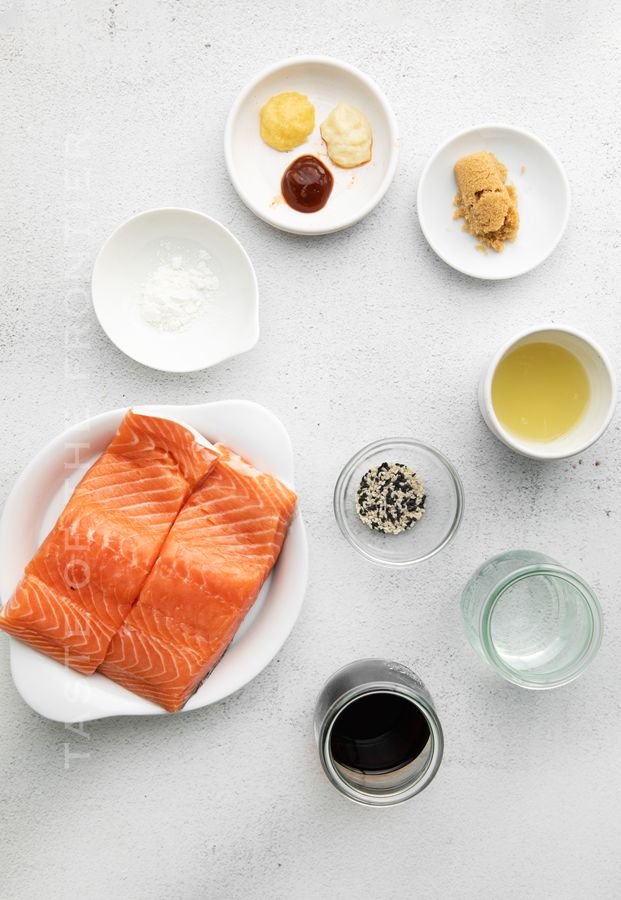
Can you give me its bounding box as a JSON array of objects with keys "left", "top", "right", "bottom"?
[{"left": 1, "top": 1, "right": 621, "bottom": 898}]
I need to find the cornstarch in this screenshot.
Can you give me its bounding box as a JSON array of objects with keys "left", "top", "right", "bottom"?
[{"left": 140, "top": 251, "right": 219, "bottom": 332}]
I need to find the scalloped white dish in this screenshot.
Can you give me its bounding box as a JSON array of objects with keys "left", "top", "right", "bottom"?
[
  {"left": 0, "top": 401, "right": 307, "bottom": 722},
  {"left": 92, "top": 209, "right": 259, "bottom": 372}
]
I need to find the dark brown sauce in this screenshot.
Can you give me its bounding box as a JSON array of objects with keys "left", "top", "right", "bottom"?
[
  {"left": 330, "top": 692, "right": 430, "bottom": 775},
  {"left": 281, "top": 155, "right": 333, "bottom": 213}
]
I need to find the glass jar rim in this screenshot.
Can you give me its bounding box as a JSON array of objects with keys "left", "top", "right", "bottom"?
[
  {"left": 480, "top": 564, "right": 604, "bottom": 689},
  {"left": 318, "top": 681, "right": 444, "bottom": 807}
]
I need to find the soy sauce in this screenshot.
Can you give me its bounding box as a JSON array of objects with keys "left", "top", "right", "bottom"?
[
  {"left": 281, "top": 155, "right": 333, "bottom": 213},
  {"left": 330, "top": 692, "right": 430, "bottom": 775}
]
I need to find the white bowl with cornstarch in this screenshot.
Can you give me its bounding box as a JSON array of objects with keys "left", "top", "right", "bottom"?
[
  {"left": 92, "top": 208, "right": 259, "bottom": 372},
  {"left": 140, "top": 251, "right": 219, "bottom": 333}
]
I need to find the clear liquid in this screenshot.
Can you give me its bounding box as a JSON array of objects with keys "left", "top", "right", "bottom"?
[
  {"left": 491, "top": 342, "right": 590, "bottom": 442},
  {"left": 491, "top": 574, "right": 590, "bottom": 675}
]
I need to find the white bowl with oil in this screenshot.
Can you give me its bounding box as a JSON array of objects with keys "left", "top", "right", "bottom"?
[{"left": 479, "top": 325, "right": 617, "bottom": 459}]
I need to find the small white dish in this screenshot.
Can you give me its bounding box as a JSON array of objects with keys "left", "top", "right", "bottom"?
[
  {"left": 479, "top": 324, "right": 616, "bottom": 459},
  {"left": 224, "top": 56, "right": 399, "bottom": 235},
  {"left": 0, "top": 401, "right": 308, "bottom": 722},
  {"left": 417, "top": 124, "right": 570, "bottom": 279},
  {"left": 92, "top": 209, "right": 259, "bottom": 372}
]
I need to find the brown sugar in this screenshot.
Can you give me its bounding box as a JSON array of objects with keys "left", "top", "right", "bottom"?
[{"left": 453, "top": 151, "right": 519, "bottom": 252}]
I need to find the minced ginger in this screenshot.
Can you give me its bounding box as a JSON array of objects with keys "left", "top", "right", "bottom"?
[
  {"left": 453, "top": 151, "right": 519, "bottom": 252},
  {"left": 260, "top": 92, "right": 315, "bottom": 152}
]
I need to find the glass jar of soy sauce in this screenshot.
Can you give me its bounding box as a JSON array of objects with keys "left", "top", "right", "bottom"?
[{"left": 314, "top": 659, "right": 444, "bottom": 807}]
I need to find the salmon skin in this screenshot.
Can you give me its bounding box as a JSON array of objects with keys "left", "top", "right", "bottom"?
[
  {"left": 98, "top": 444, "right": 298, "bottom": 712},
  {"left": 0, "top": 410, "right": 220, "bottom": 674}
]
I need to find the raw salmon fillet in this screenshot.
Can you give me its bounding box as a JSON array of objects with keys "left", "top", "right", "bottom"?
[
  {"left": 98, "top": 444, "right": 298, "bottom": 712},
  {"left": 0, "top": 410, "right": 220, "bottom": 674}
]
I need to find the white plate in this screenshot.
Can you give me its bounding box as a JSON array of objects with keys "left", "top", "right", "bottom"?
[
  {"left": 417, "top": 124, "right": 570, "bottom": 280},
  {"left": 0, "top": 401, "right": 308, "bottom": 722},
  {"left": 92, "top": 209, "right": 259, "bottom": 372},
  {"left": 224, "top": 56, "right": 399, "bottom": 235}
]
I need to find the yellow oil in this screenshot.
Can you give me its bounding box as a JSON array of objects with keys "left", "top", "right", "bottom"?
[{"left": 491, "top": 342, "right": 590, "bottom": 443}]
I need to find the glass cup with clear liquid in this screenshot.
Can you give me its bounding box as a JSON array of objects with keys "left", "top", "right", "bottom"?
[{"left": 461, "top": 551, "right": 603, "bottom": 689}]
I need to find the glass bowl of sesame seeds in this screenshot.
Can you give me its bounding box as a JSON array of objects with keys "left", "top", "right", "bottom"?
[{"left": 334, "top": 438, "right": 464, "bottom": 567}]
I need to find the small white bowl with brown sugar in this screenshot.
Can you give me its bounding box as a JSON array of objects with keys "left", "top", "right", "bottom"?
[{"left": 417, "top": 124, "right": 570, "bottom": 280}]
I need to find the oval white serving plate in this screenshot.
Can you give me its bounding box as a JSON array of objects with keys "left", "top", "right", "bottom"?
[
  {"left": 92, "top": 209, "right": 260, "bottom": 372},
  {"left": 0, "top": 401, "right": 307, "bottom": 722},
  {"left": 417, "top": 124, "right": 570, "bottom": 280},
  {"left": 225, "top": 56, "right": 399, "bottom": 235}
]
